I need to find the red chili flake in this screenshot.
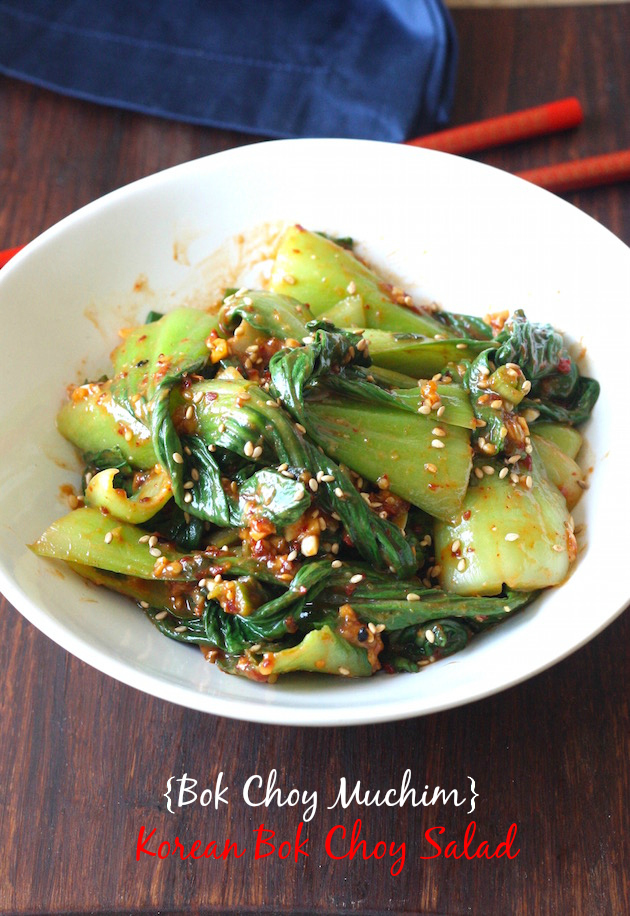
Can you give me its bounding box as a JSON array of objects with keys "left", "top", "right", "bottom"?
[
  {"left": 463, "top": 510, "right": 471, "bottom": 520},
  {"left": 557, "top": 357, "right": 572, "bottom": 374}
]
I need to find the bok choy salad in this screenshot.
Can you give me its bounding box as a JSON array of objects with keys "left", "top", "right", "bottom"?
[{"left": 32, "top": 226, "right": 599, "bottom": 682}]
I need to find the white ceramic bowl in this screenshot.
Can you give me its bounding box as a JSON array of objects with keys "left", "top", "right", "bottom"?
[{"left": 1, "top": 139, "right": 629, "bottom": 726}]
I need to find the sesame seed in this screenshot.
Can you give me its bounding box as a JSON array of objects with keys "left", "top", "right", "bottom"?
[
  {"left": 193, "top": 391, "right": 203, "bottom": 403},
  {"left": 424, "top": 463, "right": 437, "bottom": 474},
  {"left": 295, "top": 423, "right": 307, "bottom": 434},
  {"left": 432, "top": 373, "right": 442, "bottom": 382},
  {"left": 191, "top": 468, "right": 200, "bottom": 481},
  {"left": 419, "top": 404, "right": 432, "bottom": 415},
  {"left": 432, "top": 427, "right": 446, "bottom": 437},
  {"left": 505, "top": 532, "right": 519, "bottom": 541},
  {"left": 431, "top": 439, "right": 445, "bottom": 449},
  {"left": 457, "top": 558, "right": 466, "bottom": 572},
  {"left": 252, "top": 445, "right": 263, "bottom": 459},
  {"left": 277, "top": 463, "right": 288, "bottom": 472},
  {"left": 184, "top": 493, "right": 192, "bottom": 504},
  {"left": 104, "top": 532, "right": 113, "bottom": 544},
  {"left": 183, "top": 481, "right": 194, "bottom": 489},
  {"left": 347, "top": 280, "right": 357, "bottom": 294},
  {"left": 155, "top": 610, "right": 168, "bottom": 619},
  {"left": 375, "top": 624, "right": 386, "bottom": 633},
  {"left": 552, "top": 544, "right": 563, "bottom": 552},
  {"left": 499, "top": 467, "right": 509, "bottom": 479},
  {"left": 490, "top": 399, "right": 503, "bottom": 410},
  {"left": 508, "top": 455, "right": 520, "bottom": 464},
  {"left": 185, "top": 405, "right": 194, "bottom": 420},
  {"left": 174, "top": 625, "right": 188, "bottom": 634},
  {"left": 368, "top": 622, "right": 377, "bottom": 634},
  {"left": 456, "top": 343, "right": 467, "bottom": 350},
  {"left": 244, "top": 440, "right": 254, "bottom": 457},
  {"left": 124, "top": 429, "right": 133, "bottom": 442},
  {"left": 308, "top": 478, "right": 318, "bottom": 492},
  {"left": 149, "top": 547, "right": 162, "bottom": 557},
  {"left": 334, "top": 487, "right": 345, "bottom": 498},
  {"left": 474, "top": 468, "right": 484, "bottom": 479},
  {"left": 356, "top": 338, "right": 368, "bottom": 352},
  {"left": 331, "top": 560, "right": 342, "bottom": 568},
  {"left": 287, "top": 549, "right": 298, "bottom": 562},
  {"left": 377, "top": 476, "right": 389, "bottom": 490},
  {"left": 521, "top": 380, "right": 532, "bottom": 394},
  {"left": 425, "top": 629, "right": 435, "bottom": 644},
  {"left": 525, "top": 475, "right": 533, "bottom": 489},
  {"left": 214, "top": 573, "right": 223, "bottom": 582},
  {"left": 407, "top": 592, "right": 421, "bottom": 602},
  {"left": 451, "top": 539, "right": 461, "bottom": 553},
  {"left": 172, "top": 452, "right": 184, "bottom": 464},
  {"left": 349, "top": 574, "right": 364, "bottom": 584},
  {"left": 436, "top": 405, "right": 446, "bottom": 417},
  {"left": 208, "top": 444, "right": 216, "bottom": 452},
  {"left": 138, "top": 534, "right": 150, "bottom": 543},
  {"left": 321, "top": 474, "right": 335, "bottom": 483},
  {"left": 331, "top": 543, "right": 340, "bottom": 554},
  {"left": 149, "top": 536, "right": 158, "bottom": 548},
  {"left": 338, "top": 667, "right": 350, "bottom": 676},
  {"left": 510, "top": 472, "right": 520, "bottom": 484},
  {"left": 482, "top": 465, "right": 495, "bottom": 475}
]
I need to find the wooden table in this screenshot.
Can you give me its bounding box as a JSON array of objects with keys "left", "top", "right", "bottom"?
[{"left": 1, "top": 6, "right": 629, "bottom": 914}]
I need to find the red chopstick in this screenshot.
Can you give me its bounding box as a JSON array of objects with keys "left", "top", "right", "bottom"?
[
  {"left": 407, "top": 98, "right": 583, "bottom": 155},
  {"left": 0, "top": 244, "right": 24, "bottom": 268},
  {"left": 517, "top": 149, "right": 630, "bottom": 193}
]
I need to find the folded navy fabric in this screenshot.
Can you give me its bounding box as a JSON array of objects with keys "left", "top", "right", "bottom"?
[{"left": 0, "top": 0, "right": 457, "bottom": 141}]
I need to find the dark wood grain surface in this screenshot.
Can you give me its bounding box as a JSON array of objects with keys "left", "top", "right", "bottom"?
[{"left": 1, "top": 7, "right": 629, "bottom": 915}]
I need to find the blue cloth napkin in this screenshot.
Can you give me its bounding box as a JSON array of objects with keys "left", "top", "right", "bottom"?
[{"left": 0, "top": 0, "right": 457, "bottom": 141}]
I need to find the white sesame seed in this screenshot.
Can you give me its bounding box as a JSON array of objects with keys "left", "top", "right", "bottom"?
[
  {"left": 184, "top": 493, "right": 192, "bottom": 504},
  {"left": 424, "top": 463, "right": 437, "bottom": 474},
  {"left": 252, "top": 445, "right": 263, "bottom": 459},
  {"left": 482, "top": 465, "right": 495, "bottom": 475},
  {"left": 296, "top": 423, "right": 307, "bottom": 434},
  {"left": 499, "top": 467, "right": 509, "bottom": 479},
  {"left": 510, "top": 472, "right": 520, "bottom": 484},
  {"left": 174, "top": 625, "right": 188, "bottom": 634},
  {"left": 287, "top": 549, "right": 298, "bottom": 562},
  {"left": 552, "top": 544, "right": 563, "bottom": 552},
  {"left": 338, "top": 667, "right": 350, "bottom": 676},
  {"left": 419, "top": 404, "right": 432, "bottom": 415},
  {"left": 148, "top": 536, "right": 158, "bottom": 548},
  {"left": 191, "top": 468, "right": 200, "bottom": 481},
  {"left": 525, "top": 475, "right": 533, "bottom": 489},
  {"left": 331, "top": 560, "right": 343, "bottom": 569},
  {"left": 347, "top": 280, "right": 357, "bottom": 294},
  {"left": 505, "top": 532, "right": 519, "bottom": 541},
  {"left": 321, "top": 474, "right": 335, "bottom": 483},
  {"left": 244, "top": 440, "right": 254, "bottom": 457},
  {"left": 172, "top": 452, "right": 184, "bottom": 464},
  {"left": 183, "top": 481, "right": 194, "bottom": 489},
  {"left": 456, "top": 343, "right": 467, "bottom": 349},
  {"left": 474, "top": 467, "right": 484, "bottom": 479},
  {"left": 407, "top": 592, "right": 420, "bottom": 602},
  {"left": 155, "top": 610, "right": 168, "bottom": 619},
  {"left": 149, "top": 547, "right": 162, "bottom": 557},
  {"left": 138, "top": 534, "right": 150, "bottom": 543},
  {"left": 349, "top": 574, "right": 364, "bottom": 584},
  {"left": 308, "top": 478, "right": 318, "bottom": 492},
  {"left": 431, "top": 439, "right": 445, "bottom": 449},
  {"left": 457, "top": 558, "right": 466, "bottom": 572},
  {"left": 425, "top": 629, "right": 435, "bottom": 644},
  {"left": 185, "top": 405, "right": 194, "bottom": 420},
  {"left": 508, "top": 455, "right": 520, "bottom": 464},
  {"left": 334, "top": 487, "right": 345, "bottom": 498},
  {"left": 490, "top": 399, "right": 503, "bottom": 410},
  {"left": 193, "top": 391, "right": 203, "bottom": 403},
  {"left": 432, "top": 427, "right": 446, "bottom": 437},
  {"left": 451, "top": 539, "right": 461, "bottom": 553},
  {"left": 436, "top": 405, "right": 446, "bottom": 417},
  {"left": 521, "top": 380, "right": 532, "bottom": 394},
  {"left": 104, "top": 532, "right": 113, "bottom": 544}
]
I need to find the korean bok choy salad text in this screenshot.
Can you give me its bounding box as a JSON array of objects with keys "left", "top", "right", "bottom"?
[{"left": 32, "top": 226, "right": 599, "bottom": 681}]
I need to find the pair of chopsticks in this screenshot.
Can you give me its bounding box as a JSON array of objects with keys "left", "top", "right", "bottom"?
[
  {"left": 407, "top": 97, "right": 630, "bottom": 194},
  {"left": 1, "top": 99, "right": 628, "bottom": 267}
]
